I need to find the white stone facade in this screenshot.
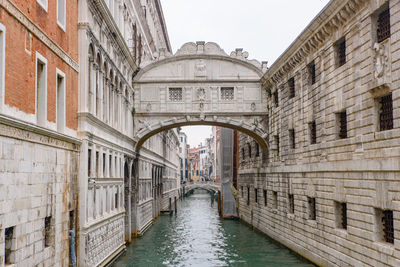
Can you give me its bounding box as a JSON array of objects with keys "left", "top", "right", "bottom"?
[{"left": 238, "top": 0, "right": 400, "bottom": 266}]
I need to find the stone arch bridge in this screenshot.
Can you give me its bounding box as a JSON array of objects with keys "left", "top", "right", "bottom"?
[
  {"left": 133, "top": 42, "right": 269, "bottom": 150},
  {"left": 183, "top": 182, "right": 220, "bottom": 196}
]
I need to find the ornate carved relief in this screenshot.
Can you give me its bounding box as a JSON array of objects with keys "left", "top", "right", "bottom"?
[
  {"left": 373, "top": 42, "right": 388, "bottom": 79},
  {"left": 195, "top": 60, "right": 207, "bottom": 77},
  {"left": 85, "top": 216, "right": 124, "bottom": 266}
]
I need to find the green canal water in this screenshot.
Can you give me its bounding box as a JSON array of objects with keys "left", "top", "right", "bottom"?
[{"left": 113, "top": 190, "right": 316, "bottom": 267}]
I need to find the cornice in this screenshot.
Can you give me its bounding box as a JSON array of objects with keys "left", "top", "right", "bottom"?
[
  {"left": 264, "top": 0, "right": 368, "bottom": 85},
  {"left": 0, "top": 113, "right": 81, "bottom": 151}
]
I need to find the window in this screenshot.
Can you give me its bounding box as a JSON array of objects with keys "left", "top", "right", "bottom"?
[
  {"left": 241, "top": 186, "right": 243, "bottom": 198},
  {"left": 241, "top": 148, "right": 245, "bottom": 160},
  {"left": 248, "top": 143, "right": 252, "bottom": 158},
  {"left": 337, "top": 111, "right": 347, "bottom": 139},
  {"left": 5, "top": 226, "right": 15, "bottom": 265},
  {"left": 335, "top": 202, "right": 347, "bottom": 230},
  {"left": 57, "top": 0, "right": 66, "bottom": 30},
  {"left": 255, "top": 142, "right": 260, "bottom": 157},
  {"left": 288, "top": 194, "right": 294, "bottom": 214},
  {"left": 307, "top": 61, "right": 316, "bottom": 85},
  {"left": 36, "top": 52, "right": 47, "bottom": 127},
  {"left": 221, "top": 87, "right": 234, "bottom": 100},
  {"left": 289, "top": 129, "right": 295, "bottom": 149},
  {"left": 37, "top": 0, "right": 48, "bottom": 11},
  {"left": 308, "top": 197, "right": 316, "bottom": 220},
  {"left": 115, "top": 190, "right": 119, "bottom": 209},
  {"left": 309, "top": 121, "right": 316, "bottom": 144},
  {"left": 169, "top": 88, "right": 182, "bottom": 101},
  {"left": 273, "top": 191, "right": 278, "bottom": 209},
  {"left": 288, "top": 77, "right": 295, "bottom": 98},
  {"left": 273, "top": 91, "right": 279, "bottom": 107},
  {"left": 56, "top": 69, "right": 65, "bottom": 132},
  {"left": 247, "top": 186, "right": 250, "bottom": 206},
  {"left": 274, "top": 135, "right": 280, "bottom": 155},
  {"left": 0, "top": 24, "right": 5, "bottom": 109},
  {"left": 254, "top": 188, "right": 258, "bottom": 203},
  {"left": 88, "top": 149, "right": 92, "bottom": 177},
  {"left": 335, "top": 38, "right": 346, "bottom": 67},
  {"left": 103, "top": 153, "right": 106, "bottom": 175},
  {"left": 378, "top": 94, "right": 393, "bottom": 131},
  {"left": 375, "top": 208, "right": 394, "bottom": 244},
  {"left": 377, "top": 6, "right": 390, "bottom": 43},
  {"left": 263, "top": 189, "right": 267, "bottom": 207},
  {"left": 44, "top": 216, "right": 52, "bottom": 247}
]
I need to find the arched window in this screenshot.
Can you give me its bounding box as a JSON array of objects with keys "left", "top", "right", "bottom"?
[
  {"left": 95, "top": 53, "right": 101, "bottom": 117},
  {"left": 88, "top": 44, "right": 95, "bottom": 112}
]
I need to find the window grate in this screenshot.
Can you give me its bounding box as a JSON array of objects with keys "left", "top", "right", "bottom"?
[
  {"left": 255, "top": 142, "right": 260, "bottom": 157},
  {"left": 288, "top": 77, "right": 295, "bottom": 98},
  {"left": 308, "top": 61, "right": 316, "bottom": 85},
  {"left": 341, "top": 203, "right": 347, "bottom": 229},
  {"left": 221, "top": 87, "right": 234, "bottom": 100},
  {"left": 169, "top": 88, "right": 183, "bottom": 102},
  {"left": 308, "top": 197, "right": 316, "bottom": 220},
  {"left": 273, "top": 91, "right": 279, "bottom": 106},
  {"left": 263, "top": 189, "right": 267, "bottom": 207},
  {"left": 288, "top": 194, "right": 294, "bottom": 214},
  {"left": 336, "top": 39, "right": 346, "bottom": 67},
  {"left": 380, "top": 94, "right": 393, "bottom": 131},
  {"left": 377, "top": 8, "right": 391, "bottom": 43},
  {"left": 247, "top": 187, "right": 250, "bottom": 206},
  {"left": 289, "top": 129, "right": 295, "bottom": 149},
  {"left": 383, "top": 210, "right": 394, "bottom": 243},
  {"left": 339, "top": 111, "right": 347, "bottom": 139},
  {"left": 310, "top": 121, "right": 317, "bottom": 144}
]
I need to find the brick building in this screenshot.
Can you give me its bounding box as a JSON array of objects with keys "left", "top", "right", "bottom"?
[{"left": 0, "top": 0, "right": 79, "bottom": 265}]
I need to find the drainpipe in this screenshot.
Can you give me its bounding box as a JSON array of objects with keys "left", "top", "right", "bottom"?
[{"left": 69, "top": 230, "right": 77, "bottom": 267}]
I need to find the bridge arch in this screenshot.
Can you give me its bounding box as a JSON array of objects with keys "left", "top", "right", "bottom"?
[{"left": 133, "top": 42, "right": 269, "bottom": 151}]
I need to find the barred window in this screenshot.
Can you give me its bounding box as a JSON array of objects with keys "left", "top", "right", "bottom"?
[
  {"left": 221, "top": 87, "right": 234, "bottom": 100},
  {"left": 335, "top": 202, "right": 347, "bottom": 230},
  {"left": 44, "top": 216, "right": 52, "bottom": 247},
  {"left": 169, "top": 88, "right": 183, "bottom": 102},
  {"left": 288, "top": 77, "right": 295, "bottom": 98},
  {"left": 338, "top": 111, "right": 347, "bottom": 139},
  {"left": 273, "top": 91, "right": 279, "bottom": 107},
  {"left": 247, "top": 186, "right": 250, "bottom": 206},
  {"left": 263, "top": 189, "right": 267, "bottom": 207},
  {"left": 379, "top": 94, "right": 393, "bottom": 131},
  {"left": 309, "top": 121, "right": 317, "bottom": 144},
  {"left": 376, "top": 208, "right": 394, "bottom": 244},
  {"left": 289, "top": 129, "right": 295, "bottom": 149},
  {"left": 308, "top": 61, "right": 316, "bottom": 85},
  {"left": 288, "top": 194, "right": 294, "bottom": 214},
  {"left": 5, "top": 226, "right": 15, "bottom": 265},
  {"left": 335, "top": 38, "right": 346, "bottom": 67},
  {"left": 377, "top": 7, "right": 390, "bottom": 43},
  {"left": 308, "top": 197, "right": 316, "bottom": 220},
  {"left": 273, "top": 191, "right": 278, "bottom": 209}
]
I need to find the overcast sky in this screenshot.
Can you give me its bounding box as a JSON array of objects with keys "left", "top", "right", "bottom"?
[{"left": 161, "top": 0, "right": 331, "bottom": 147}]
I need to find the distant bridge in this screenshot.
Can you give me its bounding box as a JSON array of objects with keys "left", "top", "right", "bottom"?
[{"left": 182, "top": 182, "right": 220, "bottom": 196}]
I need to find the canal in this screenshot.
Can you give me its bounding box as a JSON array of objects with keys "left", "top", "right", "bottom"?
[{"left": 113, "top": 190, "right": 316, "bottom": 267}]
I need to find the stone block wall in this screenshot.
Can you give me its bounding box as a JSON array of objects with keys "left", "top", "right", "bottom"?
[
  {"left": 238, "top": 0, "right": 400, "bottom": 266},
  {"left": 0, "top": 125, "right": 79, "bottom": 267}
]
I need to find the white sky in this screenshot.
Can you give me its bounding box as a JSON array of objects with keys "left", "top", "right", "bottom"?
[{"left": 161, "top": 0, "right": 331, "bottom": 147}]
